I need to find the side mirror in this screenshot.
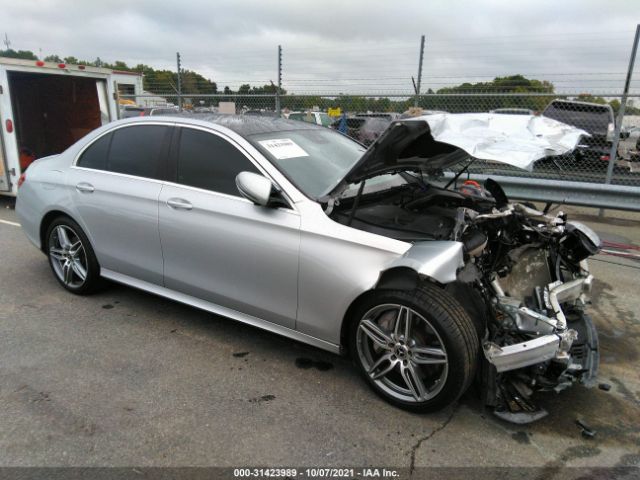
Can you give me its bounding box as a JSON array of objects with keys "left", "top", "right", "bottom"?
[{"left": 236, "top": 171, "right": 274, "bottom": 206}]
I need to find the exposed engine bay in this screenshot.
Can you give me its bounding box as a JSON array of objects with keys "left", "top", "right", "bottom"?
[{"left": 331, "top": 176, "right": 601, "bottom": 423}]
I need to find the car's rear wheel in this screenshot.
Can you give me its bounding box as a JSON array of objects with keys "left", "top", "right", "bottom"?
[
  {"left": 349, "top": 282, "right": 479, "bottom": 412},
  {"left": 46, "top": 217, "right": 101, "bottom": 294}
]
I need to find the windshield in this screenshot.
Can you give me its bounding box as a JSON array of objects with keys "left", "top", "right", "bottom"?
[
  {"left": 318, "top": 113, "right": 332, "bottom": 127},
  {"left": 249, "top": 128, "right": 366, "bottom": 198}
]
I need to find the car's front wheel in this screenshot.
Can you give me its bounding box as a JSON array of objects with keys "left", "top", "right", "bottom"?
[
  {"left": 349, "top": 282, "right": 479, "bottom": 412},
  {"left": 46, "top": 216, "right": 101, "bottom": 294}
]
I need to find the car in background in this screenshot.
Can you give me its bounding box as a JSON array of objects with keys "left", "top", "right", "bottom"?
[
  {"left": 243, "top": 110, "right": 279, "bottom": 117},
  {"left": 541, "top": 100, "right": 615, "bottom": 167},
  {"left": 616, "top": 126, "right": 640, "bottom": 171},
  {"left": 490, "top": 108, "right": 535, "bottom": 115},
  {"left": 287, "top": 111, "right": 332, "bottom": 127},
  {"left": 331, "top": 116, "right": 391, "bottom": 145},
  {"left": 355, "top": 112, "right": 401, "bottom": 121},
  {"left": 618, "top": 126, "right": 640, "bottom": 159},
  {"left": 400, "top": 108, "right": 448, "bottom": 119},
  {"left": 121, "top": 106, "right": 179, "bottom": 118}
]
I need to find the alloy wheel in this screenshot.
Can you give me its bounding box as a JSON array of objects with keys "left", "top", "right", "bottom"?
[
  {"left": 49, "top": 225, "right": 88, "bottom": 288},
  {"left": 356, "top": 303, "right": 448, "bottom": 403}
]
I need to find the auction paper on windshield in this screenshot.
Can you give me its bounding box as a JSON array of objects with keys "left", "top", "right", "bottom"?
[{"left": 258, "top": 138, "right": 309, "bottom": 159}]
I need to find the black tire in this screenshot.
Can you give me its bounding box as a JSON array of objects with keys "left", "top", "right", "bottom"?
[
  {"left": 348, "top": 281, "right": 479, "bottom": 413},
  {"left": 45, "top": 216, "right": 102, "bottom": 295}
]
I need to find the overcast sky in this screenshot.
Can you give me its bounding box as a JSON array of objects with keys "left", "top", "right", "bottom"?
[{"left": 1, "top": 0, "right": 639, "bottom": 94}]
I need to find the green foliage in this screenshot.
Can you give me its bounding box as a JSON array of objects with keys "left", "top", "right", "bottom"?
[
  {"left": 0, "top": 50, "right": 635, "bottom": 115},
  {"left": 422, "top": 75, "right": 556, "bottom": 113},
  {"left": 43, "top": 54, "right": 63, "bottom": 63},
  {"left": 437, "top": 75, "right": 554, "bottom": 94},
  {"left": 0, "top": 48, "right": 37, "bottom": 60}
]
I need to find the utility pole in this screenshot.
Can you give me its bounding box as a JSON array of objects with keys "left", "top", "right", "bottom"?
[
  {"left": 605, "top": 24, "right": 638, "bottom": 184},
  {"left": 3, "top": 33, "right": 10, "bottom": 50},
  {"left": 414, "top": 34, "right": 425, "bottom": 107},
  {"left": 276, "top": 45, "right": 282, "bottom": 116},
  {"left": 176, "top": 52, "right": 183, "bottom": 112},
  {"left": 601, "top": 23, "right": 639, "bottom": 217}
]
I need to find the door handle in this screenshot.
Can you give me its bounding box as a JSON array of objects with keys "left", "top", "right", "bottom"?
[
  {"left": 76, "top": 182, "right": 95, "bottom": 193},
  {"left": 167, "top": 198, "right": 193, "bottom": 210}
]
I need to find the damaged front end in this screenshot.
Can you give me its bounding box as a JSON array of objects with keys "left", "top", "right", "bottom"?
[
  {"left": 325, "top": 114, "right": 600, "bottom": 423},
  {"left": 458, "top": 201, "right": 601, "bottom": 423},
  {"left": 330, "top": 177, "right": 602, "bottom": 423}
]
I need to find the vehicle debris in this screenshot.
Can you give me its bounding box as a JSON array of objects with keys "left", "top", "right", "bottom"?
[{"left": 576, "top": 419, "right": 597, "bottom": 439}]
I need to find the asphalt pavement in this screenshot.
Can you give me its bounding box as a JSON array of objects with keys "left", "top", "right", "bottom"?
[{"left": 0, "top": 196, "right": 638, "bottom": 473}]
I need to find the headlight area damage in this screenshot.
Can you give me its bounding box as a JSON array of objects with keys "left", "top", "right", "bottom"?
[
  {"left": 326, "top": 114, "right": 600, "bottom": 423},
  {"left": 465, "top": 205, "right": 600, "bottom": 424}
]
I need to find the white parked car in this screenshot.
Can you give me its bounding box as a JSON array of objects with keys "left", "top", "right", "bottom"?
[{"left": 286, "top": 111, "right": 332, "bottom": 127}]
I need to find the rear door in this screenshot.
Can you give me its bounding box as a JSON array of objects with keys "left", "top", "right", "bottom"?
[
  {"left": 69, "top": 123, "right": 172, "bottom": 285},
  {"left": 158, "top": 126, "right": 300, "bottom": 328}
]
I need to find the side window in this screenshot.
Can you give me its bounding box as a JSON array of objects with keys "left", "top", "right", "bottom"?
[
  {"left": 177, "top": 128, "right": 260, "bottom": 196},
  {"left": 107, "top": 125, "right": 169, "bottom": 179},
  {"left": 77, "top": 132, "right": 112, "bottom": 170}
]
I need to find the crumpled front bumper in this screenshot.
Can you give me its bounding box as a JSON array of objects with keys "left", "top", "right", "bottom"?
[{"left": 483, "top": 273, "right": 595, "bottom": 373}]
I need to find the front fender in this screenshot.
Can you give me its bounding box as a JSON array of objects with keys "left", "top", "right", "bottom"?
[{"left": 382, "top": 241, "right": 464, "bottom": 285}]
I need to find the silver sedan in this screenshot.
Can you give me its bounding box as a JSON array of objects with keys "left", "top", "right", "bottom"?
[{"left": 16, "top": 113, "right": 600, "bottom": 420}]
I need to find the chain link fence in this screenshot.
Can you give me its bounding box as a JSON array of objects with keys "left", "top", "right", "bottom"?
[
  {"left": 119, "top": 90, "right": 640, "bottom": 189},
  {"left": 116, "top": 28, "right": 640, "bottom": 208}
]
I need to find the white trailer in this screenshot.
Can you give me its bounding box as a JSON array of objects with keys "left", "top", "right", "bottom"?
[{"left": 0, "top": 57, "right": 118, "bottom": 196}]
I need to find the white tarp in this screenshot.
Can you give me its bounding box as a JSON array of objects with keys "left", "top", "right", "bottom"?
[{"left": 416, "top": 113, "right": 588, "bottom": 171}]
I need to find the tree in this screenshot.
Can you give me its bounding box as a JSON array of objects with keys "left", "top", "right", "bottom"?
[
  {"left": 44, "top": 54, "right": 63, "bottom": 63},
  {"left": 0, "top": 48, "right": 38, "bottom": 60},
  {"left": 427, "top": 75, "right": 556, "bottom": 113}
]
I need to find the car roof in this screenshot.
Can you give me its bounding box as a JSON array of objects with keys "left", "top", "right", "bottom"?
[
  {"left": 166, "top": 113, "right": 323, "bottom": 136},
  {"left": 545, "top": 99, "right": 613, "bottom": 111}
]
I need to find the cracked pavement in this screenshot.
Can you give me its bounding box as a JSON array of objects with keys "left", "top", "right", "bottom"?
[{"left": 0, "top": 197, "right": 638, "bottom": 471}]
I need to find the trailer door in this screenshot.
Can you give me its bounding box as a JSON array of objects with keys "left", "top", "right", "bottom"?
[
  {"left": 96, "top": 79, "right": 111, "bottom": 125},
  {"left": 8, "top": 72, "right": 110, "bottom": 162},
  {"left": 0, "top": 111, "right": 9, "bottom": 191}
]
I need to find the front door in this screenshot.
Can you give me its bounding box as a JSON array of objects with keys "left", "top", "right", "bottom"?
[{"left": 159, "top": 126, "right": 300, "bottom": 328}]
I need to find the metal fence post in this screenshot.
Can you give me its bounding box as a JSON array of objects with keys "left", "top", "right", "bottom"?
[
  {"left": 276, "top": 45, "right": 282, "bottom": 116},
  {"left": 114, "top": 81, "right": 121, "bottom": 120},
  {"left": 176, "top": 51, "right": 183, "bottom": 112},
  {"left": 605, "top": 24, "right": 639, "bottom": 185},
  {"left": 414, "top": 35, "right": 425, "bottom": 107}
]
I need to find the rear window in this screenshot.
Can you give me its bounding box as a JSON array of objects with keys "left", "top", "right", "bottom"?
[
  {"left": 107, "top": 125, "right": 169, "bottom": 179},
  {"left": 150, "top": 108, "right": 179, "bottom": 116},
  {"left": 121, "top": 107, "right": 145, "bottom": 118},
  {"left": 345, "top": 118, "right": 365, "bottom": 129},
  {"left": 77, "top": 132, "right": 111, "bottom": 170},
  {"left": 543, "top": 101, "right": 613, "bottom": 136}
]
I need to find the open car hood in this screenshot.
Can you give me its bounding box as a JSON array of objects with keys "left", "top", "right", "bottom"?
[{"left": 327, "top": 113, "right": 587, "bottom": 197}]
